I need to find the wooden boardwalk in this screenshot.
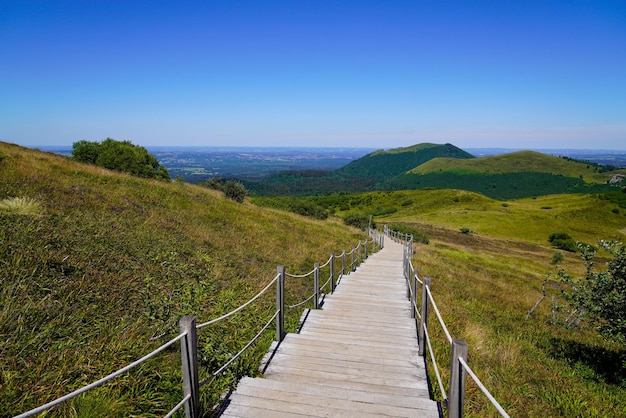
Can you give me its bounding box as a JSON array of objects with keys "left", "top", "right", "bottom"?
[{"left": 221, "top": 240, "right": 439, "bottom": 417}]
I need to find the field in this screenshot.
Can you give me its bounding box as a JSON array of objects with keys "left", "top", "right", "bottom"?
[{"left": 3, "top": 141, "right": 626, "bottom": 417}]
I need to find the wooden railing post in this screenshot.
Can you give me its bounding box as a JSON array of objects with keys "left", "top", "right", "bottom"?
[
  {"left": 276, "top": 265, "right": 285, "bottom": 342},
  {"left": 412, "top": 271, "right": 418, "bottom": 319},
  {"left": 179, "top": 316, "right": 200, "bottom": 418},
  {"left": 448, "top": 340, "right": 469, "bottom": 418},
  {"left": 342, "top": 250, "right": 346, "bottom": 277},
  {"left": 330, "top": 252, "right": 336, "bottom": 294},
  {"left": 314, "top": 262, "right": 320, "bottom": 309},
  {"left": 351, "top": 247, "right": 355, "bottom": 272},
  {"left": 418, "top": 276, "right": 430, "bottom": 356},
  {"left": 364, "top": 239, "right": 368, "bottom": 259},
  {"left": 357, "top": 242, "right": 361, "bottom": 266}
]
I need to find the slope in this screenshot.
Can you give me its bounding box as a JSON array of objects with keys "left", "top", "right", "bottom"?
[
  {"left": 379, "top": 150, "right": 621, "bottom": 199},
  {"left": 335, "top": 142, "right": 475, "bottom": 179},
  {"left": 0, "top": 142, "right": 364, "bottom": 416}
]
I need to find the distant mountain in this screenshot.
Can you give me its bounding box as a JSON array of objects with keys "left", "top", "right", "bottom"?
[{"left": 335, "top": 143, "right": 475, "bottom": 179}]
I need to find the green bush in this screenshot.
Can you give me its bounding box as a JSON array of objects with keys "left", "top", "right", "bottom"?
[
  {"left": 560, "top": 241, "right": 626, "bottom": 344},
  {"left": 343, "top": 213, "right": 375, "bottom": 230},
  {"left": 72, "top": 138, "right": 170, "bottom": 180},
  {"left": 223, "top": 180, "right": 247, "bottom": 203},
  {"left": 548, "top": 232, "right": 578, "bottom": 252}
]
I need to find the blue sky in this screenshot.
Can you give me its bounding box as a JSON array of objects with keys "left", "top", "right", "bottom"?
[{"left": 1, "top": 0, "right": 625, "bottom": 149}]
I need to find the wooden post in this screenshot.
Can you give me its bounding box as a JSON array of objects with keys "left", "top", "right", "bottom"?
[
  {"left": 448, "top": 340, "right": 469, "bottom": 418},
  {"left": 418, "top": 276, "right": 430, "bottom": 356},
  {"left": 276, "top": 265, "right": 285, "bottom": 342},
  {"left": 357, "top": 242, "right": 361, "bottom": 267},
  {"left": 179, "top": 316, "right": 200, "bottom": 418},
  {"left": 314, "top": 262, "right": 320, "bottom": 309},
  {"left": 330, "top": 252, "right": 335, "bottom": 294},
  {"left": 412, "top": 271, "right": 418, "bottom": 319},
  {"left": 364, "top": 239, "right": 368, "bottom": 259},
  {"left": 342, "top": 250, "right": 346, "bottom": 276},
  {"left": 351, "top": 247, "right": 355, "bottom": 272}
]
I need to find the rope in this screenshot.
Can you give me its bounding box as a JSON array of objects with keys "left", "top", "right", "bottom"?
[
  {"left": 459, "top": 358, "right": 510, "bottom": 417},
  {"left": 200, "top": 311, "right": 279, "bottom": 388},
  {"left": 286, "top": 268, "right": 315, "bottom": 278},
  {"left": 164, "top": 394, "right": 191, "bottom": 418},
  {"left": 426, "top": 285, "right": 453, "bottom": 344},
  {"left": 288, "top": 292, "right": 317, "bottom": 309},
  {"left": 424, "top": 324, "right": 447, "bottom": 402},
  {"left": 197, "top": 274, "right": 279, "bottom": 329},
  {"left": 14, "top": 332, "right": 188, "bottom": 418}
]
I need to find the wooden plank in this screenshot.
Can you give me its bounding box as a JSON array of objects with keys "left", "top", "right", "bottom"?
[{"left": 221, "top": 240, "right": 439, "bottom": 416}]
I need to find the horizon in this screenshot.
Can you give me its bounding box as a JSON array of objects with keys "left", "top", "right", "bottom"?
[{"left": 2, "top": 1, "right": 625, "bottom": 150}]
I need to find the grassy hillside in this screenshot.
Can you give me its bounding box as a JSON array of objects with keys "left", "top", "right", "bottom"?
[
  {"left": 335, "top": 142, "right": 474, "bottom": 179},
  {"left": 410, "top": 150, "right": 613, "bottom": 183},
  {"left": 328, "top": 189, "right": 626, "bottom": 416},
  {"left": 0, "top": 142, "right": 365, "bottom": 417}
]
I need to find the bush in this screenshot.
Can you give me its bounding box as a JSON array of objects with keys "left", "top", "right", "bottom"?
[
  {"left": 72, "top": 138, "right": 170, "bottom": 180},
  {"left": 560, "top": 241, "right": 626, "bottom": 344},
  {"left": 548, "top": 232, "right": 578, "bottom": 252},
  {"left": 343, "top": 213, "right": 375, "bottom": 230},
  {"left": 460, "top": 227, "right": 472, "bottom": 234},
  {"left": 222, "top": 180, "right": 246, "bottom": 203}
]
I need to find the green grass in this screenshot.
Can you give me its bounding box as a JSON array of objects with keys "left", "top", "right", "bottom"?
[
  {"left": 0, "top": 142, "right": 366, "bottom": 417},
  {"left": 410, "top": 150, "right": 613, "bottom": 184}
]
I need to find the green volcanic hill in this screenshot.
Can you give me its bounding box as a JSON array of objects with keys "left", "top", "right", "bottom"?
[
  {"left": 335, "top": 142, "right": 474, "bottom": 179},
  {"left": 0, "top": 142, "right": 363, "bottom": 416},
  {"left": 246, "top": 142, "right": 475, "bottom": 196},
  {"left": 378, "top": 150, "right": 623, "bottom": 199}
]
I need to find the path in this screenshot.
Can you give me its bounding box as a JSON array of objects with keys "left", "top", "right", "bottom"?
[{"left": 221, "top": 239, "right": 439, "bottom": 417}]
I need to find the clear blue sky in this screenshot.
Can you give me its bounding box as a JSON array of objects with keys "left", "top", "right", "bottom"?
[{"left": 2, "top": 0, "right": 625, "bottom": 149}]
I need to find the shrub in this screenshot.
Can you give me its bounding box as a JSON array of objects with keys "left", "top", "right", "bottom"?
[
  {"left": 72, "top": 138, "right": 170, "bottom": 180},
  {"left": 222, "top": 180, "right": 246, "bottom": 203},
  {"left": 548, "top": 232, "right": 578, "bottom": 252},
  {"left": 460, "top": 227, "right": 472, "bottom": 234},
  {"left": 560, "top": 241, "right": 626, "bottom": 344},
  {"left": 401, "top": 199, "right": 414, "bottom": 206},
  {"left": 343, "top": 213, "right": 375, "bottom": 230}
]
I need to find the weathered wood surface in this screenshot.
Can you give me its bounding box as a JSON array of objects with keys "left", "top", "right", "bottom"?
[{"left": 221, "top": 240, "right": 439, "bottom": 417}]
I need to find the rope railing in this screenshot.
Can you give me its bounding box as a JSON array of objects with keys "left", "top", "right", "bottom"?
[
  {"left": 15, "top": 231, "right": 382, "bottom": 418},
  {"left": 197, "top": 273, "right": 279, "bottom": 329},
  {"left": 14, "top": 332, "right": 188, "bottom": 418},
  {"left": 388, "top": 225, "right": 509, "bottom": 418},
  {"left": 459, "top": 358, "right": 511, "bottom": 418}
]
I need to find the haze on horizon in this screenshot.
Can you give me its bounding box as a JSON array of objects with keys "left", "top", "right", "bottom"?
[{"left": 1, "top": 1, "right": 625, "bottom": 151}]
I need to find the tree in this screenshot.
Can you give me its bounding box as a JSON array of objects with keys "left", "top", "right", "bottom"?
[
  {"left": 560, "top": 241, "right": 626, "bottom": 344},
  {"left": 72, "top": 138, "right": 170, "bottom": 180}
]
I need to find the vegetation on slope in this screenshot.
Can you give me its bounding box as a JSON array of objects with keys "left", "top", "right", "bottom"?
[
  {"left": 0, "top": 142, "right": 365, "bottom": 417},
  {"left": 335, "top": 142, "right": 474, "bottom": 179},
  {"left": 410, "top": 150, "right": 615, "bottom": 183}
]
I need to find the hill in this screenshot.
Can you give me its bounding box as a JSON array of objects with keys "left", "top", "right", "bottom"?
[
  {"left": 0, "top": 142, "right": 364, "bottom": 416},
  {"left": 378, "top": 150, "right": 622, "bottom": 199},
  {"left": 246, "top": 142, "right": 474, "bottom": 195},
  {"left": 334, "top": 142, "right": 474, "bottom": 179}
]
